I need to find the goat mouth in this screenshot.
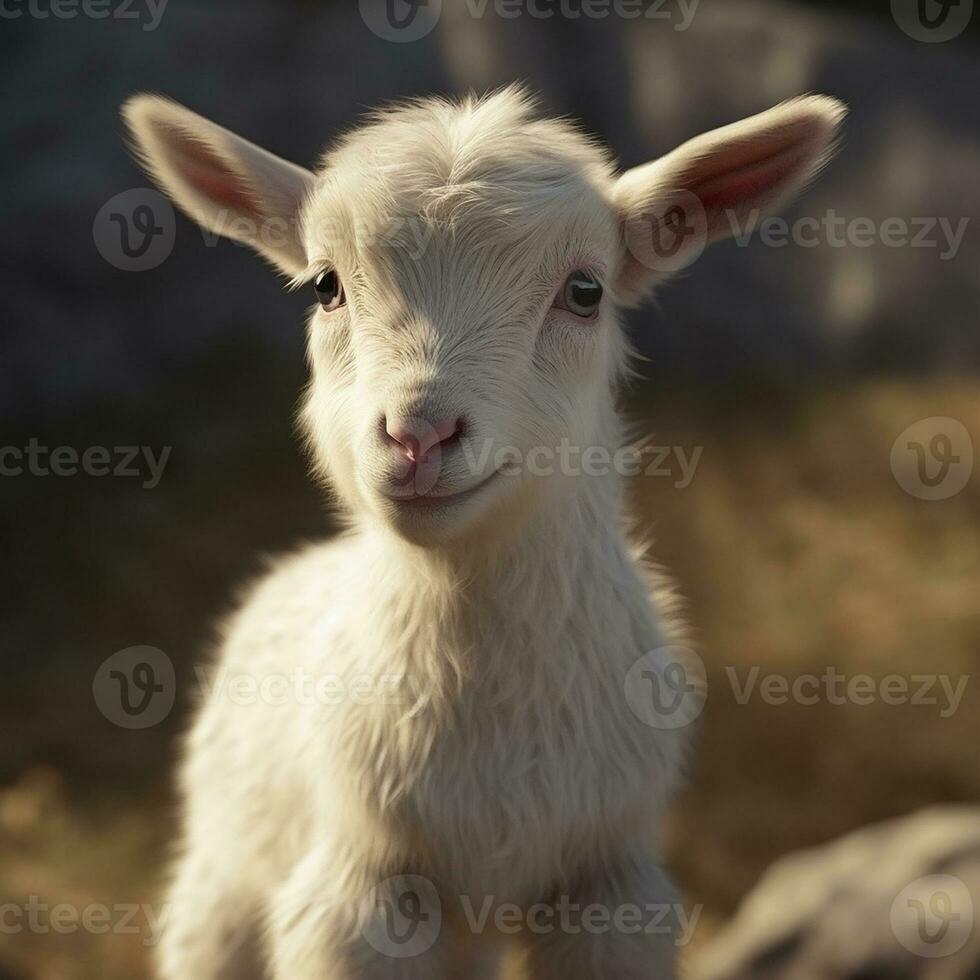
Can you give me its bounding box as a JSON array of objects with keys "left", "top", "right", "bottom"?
[{"left": 383, "top": 471, "right": 500, "bottom": 511}]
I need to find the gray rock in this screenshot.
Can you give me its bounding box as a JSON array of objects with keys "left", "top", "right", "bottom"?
[{"left": 692, "top": 807, "right": 980, "bottom": 980}]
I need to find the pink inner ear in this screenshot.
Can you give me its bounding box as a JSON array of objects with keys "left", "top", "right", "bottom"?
[
  {"left": 690, "top": 125, "right": 817, "bottom": 212},
  {"left": 166, "top": 127, "right": 263, "bottom": 217}
]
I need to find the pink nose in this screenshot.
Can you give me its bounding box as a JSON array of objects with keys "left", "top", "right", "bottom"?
[{"left": 385, "top": 416, "right": 463, "bottom": 462}]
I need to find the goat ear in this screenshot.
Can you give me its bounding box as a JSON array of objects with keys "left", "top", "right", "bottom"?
[
  {"left": 611, "top": 95, "right": 846, "bottom": 305},
  {"left": 121, "top": 95, "right": 315, "bottom": 278}
]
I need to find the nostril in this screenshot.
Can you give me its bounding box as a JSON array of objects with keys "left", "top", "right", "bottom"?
[
  {"left": 380, "top": 416, "right": 398, "bottom": 447},
  {"left": 432, "top": 416, "right": 464, "bottom": 449}
]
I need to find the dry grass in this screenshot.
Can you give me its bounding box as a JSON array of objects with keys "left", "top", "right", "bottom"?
[{"left": 633, "top": 381, "right": 980, "bottom": 936}]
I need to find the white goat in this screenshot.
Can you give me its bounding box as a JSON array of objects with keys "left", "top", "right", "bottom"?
[{"left": 123, "top": 86, "right": 844, "bottom": 979}]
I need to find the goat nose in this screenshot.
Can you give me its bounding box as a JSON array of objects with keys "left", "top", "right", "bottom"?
[{"left": 384, "top": 416, "right": 463, "bottom": 462}]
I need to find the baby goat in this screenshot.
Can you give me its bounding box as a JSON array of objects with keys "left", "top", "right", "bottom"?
[{"left": 123, "top": 86, "right": 844, "bottom": 979}]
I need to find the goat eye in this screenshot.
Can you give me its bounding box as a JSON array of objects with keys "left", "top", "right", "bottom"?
[
  {"left": 313, "top": 269, "right": 345, "bottom": 311},
  {"left": 554, "top": 270, "right": 603, "bottom": 318}
]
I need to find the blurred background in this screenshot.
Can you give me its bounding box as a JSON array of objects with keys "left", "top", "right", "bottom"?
[{"left": 1, "top": 0, "right": 978, "bottom": 976}]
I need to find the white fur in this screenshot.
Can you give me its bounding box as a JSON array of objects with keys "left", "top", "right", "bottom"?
[{"left": 122, "top": 86, "right": 845, "bottom": 979}]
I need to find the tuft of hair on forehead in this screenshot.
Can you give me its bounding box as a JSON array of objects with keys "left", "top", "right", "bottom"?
[
  {"left": 324, "top": 85, "right": 613, "bottom": 182},
  {"left": 310, "top": 85, "right": 616, "bottom": 232}
]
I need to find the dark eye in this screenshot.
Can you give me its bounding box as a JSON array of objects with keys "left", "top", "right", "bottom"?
[
  {"left": 313, "top": 269, "right": 345, "bottom": 311},
  {"left": 553, "top": 270, "right": 603, "bottom": 318}
]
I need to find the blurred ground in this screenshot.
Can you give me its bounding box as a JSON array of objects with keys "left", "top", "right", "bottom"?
[{"left": 2, "top": 375, "right": 978, "bottom": 978}]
